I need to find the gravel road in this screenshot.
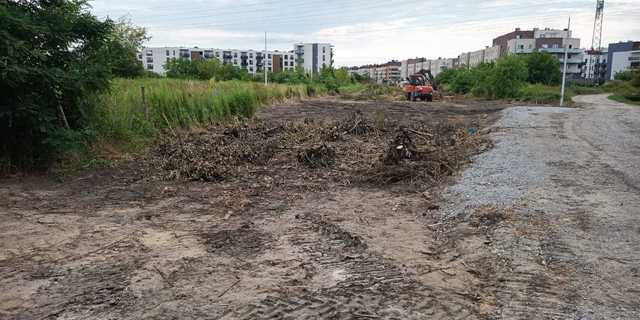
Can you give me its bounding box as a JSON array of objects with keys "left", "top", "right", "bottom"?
[{"left": 442, "top": 94, "right": 640, "bottom": 319}]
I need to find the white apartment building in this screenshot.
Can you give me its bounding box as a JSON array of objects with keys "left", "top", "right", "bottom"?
[
  {"left": 294, "top": 43, "right": 333, "bottom": 74},
  {"left": 139, "top": 43, "right": 332, "bottom": 75},
  {"left": 399, "top": 57, "right": 455, "bottom": 79}
]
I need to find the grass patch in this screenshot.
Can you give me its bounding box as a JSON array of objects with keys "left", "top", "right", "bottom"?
[
  {"left": 85, "top": 78, "right": 318, "bottom": 155},
  {"left": 517, "top": 84, "right": 573, "bottom": 105},
  {"left": 608, "top": 94, "right": 640, "bottom": 106}
]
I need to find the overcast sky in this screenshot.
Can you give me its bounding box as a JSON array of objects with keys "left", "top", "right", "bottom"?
[{"left": 90, "top": 0, "right": 640, "bottom": 67}]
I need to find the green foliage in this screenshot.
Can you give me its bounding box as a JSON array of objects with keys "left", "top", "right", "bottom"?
[
  {"left": 489, "top": 55, "right": 528, "bottom": 99},
  {"left": 517, "top": 84, "right": 570, "bottom": 104},
  {"left": 525, "top": 52, "right": 561, "bottom": 85},
  {"left": 435, "top": 68, "right": 463, "bottom": 87},
  {"left": 269, "top": 68, "right": 309, "bottom": 84},
  {"left": 87, "top": 78, "right": 314, "bottom": 150},
  {"left": 614, "top": 70, "right": 634, "bottom": 81},
  {"left": 631, "top": 70, "right": 640, "bottom": 87},
  {"left": 1, "top": 0, "right": 114, "bottom": 169},
  {"left": 165, "top": 58, "right": 250, "bottom": 81},
  {"left": 105, "top": 17, "right": 149, "bottom": 78}
]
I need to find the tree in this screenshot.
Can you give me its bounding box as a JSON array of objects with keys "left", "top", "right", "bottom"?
[
  {"left": 164, "top": 58, "right": 250, "bottom": 81},
  {"left": 525, "top": 52, "right": 561, "bottom": 85},
  {"left": 488, "top": 55, "right": 528, "bottom": 99},
  {"left": 104, "top": 17, "right": 150, "bottom": 78},
  {"left": 334, "top": 68, "right": 353, "bottom": 87},
  {"left": 1, "top": 0, "right": 114, "bottom": 167}
]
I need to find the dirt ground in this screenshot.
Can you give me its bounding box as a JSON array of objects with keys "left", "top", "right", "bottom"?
[{"left": 2, "top": 95, "right": 638, "bottom": 319}]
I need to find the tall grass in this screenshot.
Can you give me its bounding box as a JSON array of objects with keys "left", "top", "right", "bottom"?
[{"left": 86, "top": 78, "right": 319, "bottom": 151}]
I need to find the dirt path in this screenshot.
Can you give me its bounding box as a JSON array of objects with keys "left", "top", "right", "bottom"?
[
  {"left": 440, "top": 94, "right": 640, "bottom": 318},
  {"left": 1, "top": 95, "right": 639, "bottom": 319}
]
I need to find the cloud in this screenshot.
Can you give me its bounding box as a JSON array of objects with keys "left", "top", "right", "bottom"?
[{"left": 89, "top": 0, "right": 640, "bottom": 67}]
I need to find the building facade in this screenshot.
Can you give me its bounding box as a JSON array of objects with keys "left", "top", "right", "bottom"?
[
  {"left": 349, "top": 61, "right": 401, "bottom": 84},
  {"left": 581, "top": 48, "right": 608, "bottom": 80},
  {"left": 294, "top": 43, "right": 333, "bottom": 74},
  {"left": 494, "top": 27, "right": 584, "bottom": 78},
  {"left": 606, "top": 41, "right": 640, "bottom": 80},
  {"left": 139, "top": 43, "right": 332, "bottom": 75}
]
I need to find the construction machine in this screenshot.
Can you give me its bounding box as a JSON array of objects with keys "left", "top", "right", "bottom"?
[{"left": 403, "top": 69, "right": 437, "bottom": 102}]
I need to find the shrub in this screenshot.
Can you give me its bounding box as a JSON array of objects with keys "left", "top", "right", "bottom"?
[
  {"left": 1, "top": 0, "right": 114, "bottom": 169},
  {"left": 614, "top": 70, "right": 634, "bottom": 81},
  {"left": 525, "top": 52, "right": 561, "bottom": 85},
  {"left": 487, "top": 55, "right": 528, "bottom": 99},
  {"left": 518, "top": 84, "right": 565, "bottom": 104},
  {"left": 164, "top": 58, "right": 251, "bottom": 81}
]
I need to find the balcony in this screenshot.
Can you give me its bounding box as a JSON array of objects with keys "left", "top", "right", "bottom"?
[{"left": 540, "top": 48, "right": 583, "bottom": 54}]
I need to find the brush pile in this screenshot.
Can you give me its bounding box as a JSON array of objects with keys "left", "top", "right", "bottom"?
[{"left": 144, "top": 112, "right": 487, "bottom": 191}]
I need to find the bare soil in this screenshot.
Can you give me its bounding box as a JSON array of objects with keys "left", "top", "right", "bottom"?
[{"left": 9, "top": 95, "right": 636, "bottom": 320}]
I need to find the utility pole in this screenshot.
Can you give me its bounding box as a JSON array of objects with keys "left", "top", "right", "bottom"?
[
  {"left": 264, "top": 32, "right": 268, "bottom": 85},
  {"left": 560, "top": 17, "right": 571, "bottom": 107}
]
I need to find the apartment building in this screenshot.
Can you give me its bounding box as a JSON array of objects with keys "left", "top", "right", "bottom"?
[
  {"left": 606, "top": 41, "right": 640, "bottom": 80},
  {"left": 294, "top": 43, "right": 333, "bottom": 74},
  {"left": 493, "top": 27, "right": 584, "bottom": 77},
  {"left": 581, "top": 48, "right": 608, "bottom": 80},
  {"left": 399, "top": 57, "right": 455, "bottom": 79},
  {"left": 139, "top": 43, "right": 332, "bottom": 75},
  {"left": 349, "top": 61, "right": 402, "bottom": 84}
]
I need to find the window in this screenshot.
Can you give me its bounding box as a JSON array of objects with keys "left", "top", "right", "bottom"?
[
  {"left": 146, "top": 51, "right": 153, "bottom": 56},
  {"left": 146, "top": 57, "right": 153, "bottom": 63},
  {"left": 322, "top": 47, "right": 325, "bottom": 53},
  {"left": 569, "top": 44, "right": 573, "bottom": 49},
  {"left": 166, "top": 57, "right": 170, "bottom": 63},
  {"left": 166, "top": 50, "right": 169, "bottom": 56},
  {"left": 268, "top": 54, "right": 271, "bottom": 58},
  {"left": 233, "top": 52, "right": 237, "bottom": 57},
  {"left": 249, "top": 53, "right": 253, "bottom": 58},
  {"left": 173, "top": 50, "right": 176, "bottom": 55},
  {"left": 249, "top": 60, "right": 253, "bottom": 64},
  {"left": 519, "top": 45, "right": 524, "bottom": 49},
  {"left": 215, "top": 52, "right": 220, "bottom": 57},
  {"left": 268, "top": 67, "right": 272, "bottom": 71},
  {"left": 249, "top": 67, "right": 253, "bottom": 72},
  {"left": 323, "top": 55, "right": 325, "bottom": 61},
  {"left": 234, "top": 60, "right": 238, "bottom": 64},
  {"left": 147, "top": 64, "right": 153, "bottom": 70},
  {"left": 553, "top": 44, "right": 559, "bottom": 48}
]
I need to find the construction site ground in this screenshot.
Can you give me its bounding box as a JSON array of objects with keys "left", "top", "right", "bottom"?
[{"left": 1, "top": 94, "right": 639, "bottom": 319}]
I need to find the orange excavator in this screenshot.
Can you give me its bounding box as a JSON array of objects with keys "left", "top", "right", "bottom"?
[{"left": 403, "top": 69, "right": 437, "bottom": 102}]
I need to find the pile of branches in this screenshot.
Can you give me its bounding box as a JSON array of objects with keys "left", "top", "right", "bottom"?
[
  {"left": 143, "top": 113, "right": 487, "bottom": 190},
  {"left": 146, "top": 122, "right": 306, "bottom": 181},
  {"left": 359, "top": 124, "right": 482, "bottom": 186}
]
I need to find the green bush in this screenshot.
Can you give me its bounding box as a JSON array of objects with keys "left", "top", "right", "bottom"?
[
  {"left": 165, "top": 58, "right": 251, "bottom": 81},
  {"left": 525, "top": 52, "right": 561, "bottom": 85},
  {"left": 489, "top": 55, "right": 528, "bottom": 99},
  {"left": 614, "top": 70, "right": 634, "bottom": 81},
  {"left": 518, "top": 84, "right": 570, "bottom": 104},
  {"left": 1, "top": 0, "right": 114, "bottom": 169}
]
